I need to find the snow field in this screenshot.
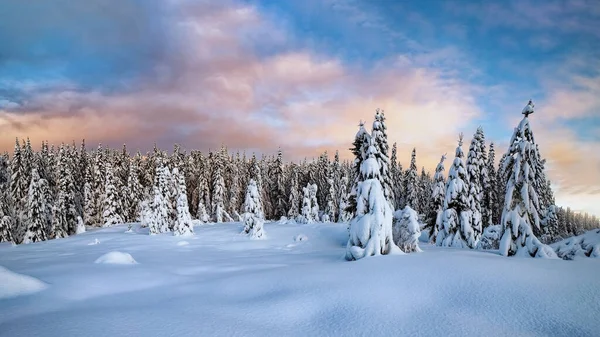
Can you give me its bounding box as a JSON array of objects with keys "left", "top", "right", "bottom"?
[{"left": 0, "top": 221, "right": 599, "bottom": 337}]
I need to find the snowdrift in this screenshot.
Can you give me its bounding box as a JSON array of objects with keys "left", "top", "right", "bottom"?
[
  {"left": 94, "top": 251, "right": 138, "bottom": 264},
  {"left": 0, "top": 266, "right": 47, "bottom": 299},
  {"left": 552, "top": 229, "right": 600, "bottom": 260}
]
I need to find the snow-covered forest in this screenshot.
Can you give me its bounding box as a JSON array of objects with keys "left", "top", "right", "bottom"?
[{"left": 0, "top": 103, "right": 599, "bottom": 257}]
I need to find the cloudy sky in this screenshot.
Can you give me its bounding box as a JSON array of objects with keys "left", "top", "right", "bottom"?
[{"left": 0, "top": 0, "right": 599, "bottom": 216}]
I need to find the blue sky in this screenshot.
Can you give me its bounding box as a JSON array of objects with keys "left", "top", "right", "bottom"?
[{"left": 0, "top": 0, "right": 599, "bottom": 215}]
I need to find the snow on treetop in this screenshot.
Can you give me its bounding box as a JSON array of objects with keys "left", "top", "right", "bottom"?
[{"left": 522, "top": 99, "right": 535, "bottom": 117}]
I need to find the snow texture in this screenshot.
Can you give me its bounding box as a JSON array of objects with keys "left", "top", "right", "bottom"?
[
  {"left": 94, "top": 251, "right": 138, "bottom": 265},
  {"left": 0, "top": 266, "right": 47, "bottom": 299}
]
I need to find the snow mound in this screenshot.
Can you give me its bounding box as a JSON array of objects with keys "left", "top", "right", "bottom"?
[
  {"left": 94, "top": 251, "right": 137, "bottom": 265},
  {"left": 294, "top": 234, "right": 308, "bottom": 242},
  {"left": 0, "top": 266, "right": 47, "bottom": 299},
  {"left": 176, "top": 241, "right": 190, "bottom": 246},
  {"left": 552, "top": 229, "right": 600, "bottom": 260},
  {"left": 88, "top": 239, "right": 100, "bottom": 245}
]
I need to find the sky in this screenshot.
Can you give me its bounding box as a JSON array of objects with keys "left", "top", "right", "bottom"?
[{"left": 0, "top": 0, "right": 599, "bottom": 216}]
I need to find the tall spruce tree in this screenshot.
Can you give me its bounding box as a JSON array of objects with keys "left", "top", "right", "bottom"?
[
  {"left": 371, "top": 109, "right": 395, "bottom": 210},
  {"left": 242, "top": 179, "right": 265, "bottom": 239},
  {"left": 436, "top": 134, "right": 474, "bottom": 248},
  {"left": 53, "top": 144, "right": 78, "bottom": 237},
  {"left": 465, "top": 128, "right": 484, "bottom": 247},
  {"left": 425, "top": 154, "right": 447, "bottom": 243},
  {"left": 272, "top": 149, "right": 287, "bottom": 219},
  {"left": 404, "top": 148, "right": 419, "bottom": 210},
  {"left": 287, "top": 166, "right": 301, "bottom": 219},
  {"left": 102, "top": 163, "right": 124, "bottom": 227},
  {"left": 173, "top": 167, "right": 194, "bottom": 236},
  {"left": 499, "top": 101, "right": 557, "bottom": 258},
  {"left": 346, "top": 121, "right": 370, "bottom": 217},
  {"left": 23, "top": 169, "right": 48, "bottom": 244},
  {"left": 485, "top": 142, "right": 499, "bottom": 226},
  {"left": 346, "top": 136, "right": 400, "bottom": 260}
]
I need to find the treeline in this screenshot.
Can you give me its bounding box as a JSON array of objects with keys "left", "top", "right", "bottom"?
[{"left": 0, "top": 109, "right": 598, "bottom": 245}]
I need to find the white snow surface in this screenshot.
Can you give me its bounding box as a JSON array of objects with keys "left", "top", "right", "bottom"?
[
  {"left": 1, "top": 222, "right": 599, "bottom": 337},
  {"left": 94, "top": 251, "right": 138, "bottom": 265},
  {"left": 0, "top": 266, "right": 47, "bottom": 300},
  {"left": 552, "top": 229, "right": 600, "bottom": 260}
]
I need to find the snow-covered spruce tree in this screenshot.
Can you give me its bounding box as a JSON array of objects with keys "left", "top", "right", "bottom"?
[
  {"left": 404, "top": 148, "right": 419, "bottom": 211},
  {"left": 10, "top": 138, "right": 28, "bottom": 242},
  {"left": 498, "top": 101, "right": 557, "bottom": 258},
  {"left": 211, "top": 166, "right": 230, "bottom": 223},
  {"left": 346, "top": 121, "right": 370, "bottom": 218},
  {"left": 196, "top": 170, "right": 211, "bottom": 223},
  {"left": 417, "top": 167, "right": 431, "bottom": 215},
  {"left": 53, "top": 144, "right": 79, "bottom": 238},
  {"left": 149, "top": 166, "right": 170, "bottom": 235},
  {"left": 0, "top": 186, "right": 14, "bottom": 243},
  {"left": 337, "top": 175, "right": 352, "bottom": 223},
  {"left": 465, "top": 128, "right": 485, "bottom": 246},
  {"left": 88, "top": 145, "right": 106, "bottom": 226},
  {"left": 125, "top": 159, "right": 142, "bottom": 222},
  {"left": 315, "top": 152, "right": 330, "bottom": 210},
  {"left": 172, "top": 168, "right": 194, "bottom": 236},
  {"left": 227, "top": 157, "right": 242, "bottom": 221},
  {"left": 102, "top": 164, "right": 124, "bottom": 227},
  {"left": 324, "top": 175, "right": 337, "bottom": 222},
  {"left": 371, "top": 109, "right": 395, "bottom": 210},
  {"left": 484, "top": 142, "right": 499, "bottom": 227},
  {"left": 425, "top": 154, "right": 446, "bottom": 243},
  {"left": 436, "top": 134, "right": 473, "bottom": 248},
  {"left": 299, "top": 183, "right": 317, "bottom": 224},
  {"left": 287, "top": 166, "right": 301, "bottom": 219},
  {"left": 346, "top": 136, "right": 401, "bottom": 260},
  {"left": 393, "top": 206, "right": 422, "bottom": 253},
  {"left": 331, "top": 150, "right": 343, "bottom": 221},
  {"left": 242, "top": 179, "right": 265, "bottom": 239},
  {"left": 23, "top": 169, "right": 48, "bottom": 244},
  {"left": 309, "top": 183, "right": 319, "bottom": 222},
  {"left": 268, "top": 149, "right": 286, "bottom": 219}
]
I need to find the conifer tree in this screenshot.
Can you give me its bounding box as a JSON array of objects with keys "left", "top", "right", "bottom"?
[
  {"left": 436, "top": 134, "right": 474, "bottom": 248},
  {"left": 10, "top": 138, "right": 28, "bottom": 241},
  {"left": 272, "top": 149, "right": 287, "bottom": 219},
  {"left": 404, "top": 148, "right": 419, "bottom": 210},
  {"left": 149, "top": 165, "right": 170, "bottom": 234},
  {"left": 346, "top": 136, "right": 400, "bottom": 260},
  {"left": 53, "top": 144, "right": 78, "bottom": 237},
  {"left": 299, "top": 183, "right": 318, "bottom": 224},
  {"left": 196, "top": 171, "right": 211, "bottom": 223},
  {"left": 499, "top": 101, "right": 557, "bottom": 258},
  {"left": 23, "top": 169, "right": 48, "bottom": 244},
  {"left": 465, "top": 128, "right": 484, "bottom": 246},
  {"left": 393, "top": 206, "right": 422, "bottom": 253},
  {"left": 324, "top": 174, "right": 337, "bottom": 222},
  {"left": 0, "top": 159, "right": 14, "bottom": 242},
  {"left": 425, "top": 154, "right": 446, "bottom": 243},
  {"left": 242, "top": 179, "right": 265, "bottom": 239},
  {"left": 418, "top": 167, "right": 431, "bottom": 215},
  {"left": 337, "top": 175, "right": 352, "bottom": 223},
  {"left": 102, "top": 163, "right": 124, "bottom": 227},
  {"left": 484, "top": 142, "right": 499, "bottom": 226},
  {"left": 347, "top": 121, "right": 370, "bottom": 217},
  {"left": 287, "top": 167, "right": 301, "bottom": 219},
  {"left": 125, "top": 158, "right": 143, "bottom": 222},
  {"left": 211, "top": 164, "right": 231, "bottom": 223},
  {"left": 173, "top": 167, "right": 194, "bottom": 236},
  {"left": 371, "top": 109, "right": 395, "bottom": 209},
  {"left": 309, "top": 183, "right": 319, "bottom": 222}
]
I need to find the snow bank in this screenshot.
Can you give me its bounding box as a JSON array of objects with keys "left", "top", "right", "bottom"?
[
  {"left": 0, "top": 266, "right": 47, "bottom": 299},
  {"left": 552, "top": 229, "right": 600, "bottom": 260},
  {"left": 94, "top": 251, "right": 138, "bottom": 265},
  {"left": 176, "top": 241, "right": 190, "bottom": 246}
]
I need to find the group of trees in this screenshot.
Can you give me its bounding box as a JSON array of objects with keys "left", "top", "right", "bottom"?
[{"left": 0, "top": 102, "right": 598, "bottom": 255}]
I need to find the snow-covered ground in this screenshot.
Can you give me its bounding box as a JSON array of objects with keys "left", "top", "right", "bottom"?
[{"left": 1, "top": 221, "right": 599, "bottom": 337}]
